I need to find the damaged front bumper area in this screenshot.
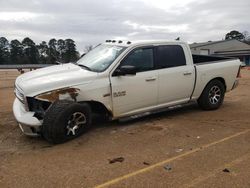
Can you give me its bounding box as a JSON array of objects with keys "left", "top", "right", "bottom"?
[
  {"left": 13, "top": 98, "right": 42, "bottom": 136},
  {"left": 13, "top": 87, "right": 80, "bottom": 136}
]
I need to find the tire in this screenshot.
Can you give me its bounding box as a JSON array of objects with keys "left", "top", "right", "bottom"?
[
  {"left": 197, "top": 80, "right": 225, "bottom": 110},
  {"left": 42, "top": 100, "right": 91, "bottom": 144}
]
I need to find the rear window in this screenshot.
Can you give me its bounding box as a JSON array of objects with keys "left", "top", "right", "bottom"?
[{"left": 156, "top": 45, "right": 186, "bottom": 68}]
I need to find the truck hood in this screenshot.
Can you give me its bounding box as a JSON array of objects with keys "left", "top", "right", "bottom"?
[{"left": 15, "top": 63, "right": 98, "bottom": 96}]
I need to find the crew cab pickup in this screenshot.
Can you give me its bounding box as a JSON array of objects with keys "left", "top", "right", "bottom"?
[{"left": 13, "top": 40, "right": 241, "bottom": 143}]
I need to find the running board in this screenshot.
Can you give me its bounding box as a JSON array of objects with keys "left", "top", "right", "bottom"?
[{"left": 119, "top": 102, "right": 193, "bottom": 122}]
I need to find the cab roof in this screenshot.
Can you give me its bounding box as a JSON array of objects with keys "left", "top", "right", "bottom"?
[{"left": 103, "top": 39, "right": 187, "bottom": 47}]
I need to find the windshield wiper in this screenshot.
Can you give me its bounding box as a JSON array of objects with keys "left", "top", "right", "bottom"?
[{"left": 74, "top": 63, "right": 92, "bottom": 71}]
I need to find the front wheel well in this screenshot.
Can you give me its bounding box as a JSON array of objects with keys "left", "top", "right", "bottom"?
[{"left": 79, "top": 101, "right": 112, "bottom": 118}]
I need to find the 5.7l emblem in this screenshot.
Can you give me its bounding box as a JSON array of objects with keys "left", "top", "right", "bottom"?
[{"left": 113, "top": 91, "right": 126, "bottom": 97}]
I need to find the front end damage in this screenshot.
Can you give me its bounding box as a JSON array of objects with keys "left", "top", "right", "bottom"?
[{"left": 13, "top": 87, "right": 80, "bottom": 136}]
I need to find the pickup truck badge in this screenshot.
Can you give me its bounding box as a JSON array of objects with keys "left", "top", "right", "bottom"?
[{"left": 113, "top": 91, "right": 126, "bottom": 97}]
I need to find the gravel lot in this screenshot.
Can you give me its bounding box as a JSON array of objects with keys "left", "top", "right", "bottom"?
[{"left": 0, "top": 69, "right": 250, "bottom": 188}]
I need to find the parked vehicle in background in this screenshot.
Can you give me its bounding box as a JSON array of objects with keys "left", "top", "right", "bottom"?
[
  {"left": 13, "top": 40, "right": 241, "bottom": 143},
  {"left": 241, "top": 62, "right": 246, "bottom": 67}
]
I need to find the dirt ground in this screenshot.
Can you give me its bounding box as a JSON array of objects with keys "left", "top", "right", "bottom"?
[{"left": 0, "top": 69, "right": 250, "bottom": 188}]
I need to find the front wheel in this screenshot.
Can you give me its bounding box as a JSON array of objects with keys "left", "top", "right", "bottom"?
[
  {"left": 42, "top": 101, "right": 91, "bottom": 144},
  {"left": 197, "top": 80, "right": 225, "bottom": 110}
]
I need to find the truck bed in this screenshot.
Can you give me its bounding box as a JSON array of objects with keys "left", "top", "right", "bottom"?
[
  {"left": 192, "top": 54, "right": 236, "bottom": 65},
  {"left": 191, "top": 57, "right": 241, "bottom": 101}
]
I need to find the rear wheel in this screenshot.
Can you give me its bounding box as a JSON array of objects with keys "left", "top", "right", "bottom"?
[
  {"left": 198, "top": 80, "right": 225, "bottom": 110},
  {"left": 42, "top": 101, "right": 91, "bottom": 144}
]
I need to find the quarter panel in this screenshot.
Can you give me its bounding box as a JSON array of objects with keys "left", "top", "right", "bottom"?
[{"left": 192, "top": 59, "right": 241, "bottom": 99}]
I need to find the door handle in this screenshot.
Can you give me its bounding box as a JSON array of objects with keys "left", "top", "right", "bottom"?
[
  {"left": 183, "top": 72, "right": 192, "bottom": 76},
  {"left": 145, "top": 77, "right": 157, "bottom": 81}
]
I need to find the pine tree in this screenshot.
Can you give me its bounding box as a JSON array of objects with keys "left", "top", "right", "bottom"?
[
  {"left": 37, "top": 41, "right": 49, "bottom": 64},
  {"left": 48, "top": 38, "right": 59, "bottom": 64},
  {"left": 22, "top": 37, "right": 39, "bottom": 64},
  {"left": 0, "top": 37, "right": 81, "bottom": 65},
  {"left": 0, "top": 37, "right": 10, "bottom": 64},
  {"left": 64, "top": 39, "right": 79, "bottom": 63},
  {"left": 57, "top": 39, "right": 66, "bottom": 63},
  {"left": 10, "top": 39, "right": 23, "bottom": 64}
]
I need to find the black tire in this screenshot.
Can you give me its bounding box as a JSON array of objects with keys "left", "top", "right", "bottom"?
[
  {"left": 42, "top": 100, "right": 91, "bottom": 144},
  {"left": 197, "top": 80, "right": 225, "bottom": 110}
]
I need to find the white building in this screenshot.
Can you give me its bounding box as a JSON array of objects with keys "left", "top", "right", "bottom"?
[{"left": 190, "top": 39, "right": 250, "bottom": 66}]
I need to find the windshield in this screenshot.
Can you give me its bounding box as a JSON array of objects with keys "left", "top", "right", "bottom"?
[{"left": 76, "top": 44, "right": 126, "bottom": 72}]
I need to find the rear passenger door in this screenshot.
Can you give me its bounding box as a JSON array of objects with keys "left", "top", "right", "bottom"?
[{"left": 156, "top": 45, "right": 195, "bottom": 105}]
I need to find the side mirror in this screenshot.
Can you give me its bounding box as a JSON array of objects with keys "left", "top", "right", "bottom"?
[{"left": 113, "top": 65, "right": 137, "bottom": 76}]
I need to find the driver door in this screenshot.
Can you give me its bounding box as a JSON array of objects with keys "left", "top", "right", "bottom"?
[{"left": 110, "top": 47, "right": 158, "bottom": 117}]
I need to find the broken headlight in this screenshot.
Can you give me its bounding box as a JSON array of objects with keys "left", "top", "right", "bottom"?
[{"left": 26, "top": 97, "right": 51, "bottom": 120}]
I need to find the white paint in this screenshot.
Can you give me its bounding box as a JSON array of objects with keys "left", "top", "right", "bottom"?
[{"left": 13, "top": 40, "right": 241, "bottom": 132}]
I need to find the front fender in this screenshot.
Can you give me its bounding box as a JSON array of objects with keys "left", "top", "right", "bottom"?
[{"left": 35, "top": 87, "right": 80, "bottom": 102}]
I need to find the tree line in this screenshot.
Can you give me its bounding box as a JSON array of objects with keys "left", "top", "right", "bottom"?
[
  {"left": 225, "top": 30, "right": 250, "bottom": 44},
  {"left": 0, "top": 37, "right": 80, "bottom": 65},
  {"left": 1, "top": 30, "right": 249, "bottom": 65}
]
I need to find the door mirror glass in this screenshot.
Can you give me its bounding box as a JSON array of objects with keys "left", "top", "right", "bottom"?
[{"left": 113, "top": 65, "right": 137, "bottom": 76}]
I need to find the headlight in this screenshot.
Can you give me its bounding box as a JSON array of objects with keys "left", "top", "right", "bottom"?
[
  {"left": 14, "top": 85, "right": 29, "bottom": 111},
  {"left": 27, "top": 97, "right": 51, "bottom": 111},
  {"left": 26, "top": 97, "right": 51, "bottom": 120},
  {"left": 14, "top": 85, "right": 24, "bottom": 104}
]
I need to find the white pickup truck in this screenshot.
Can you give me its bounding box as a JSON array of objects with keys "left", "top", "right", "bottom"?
[{"left": 13, "top": 40, "right": 241, "bottom": 143}]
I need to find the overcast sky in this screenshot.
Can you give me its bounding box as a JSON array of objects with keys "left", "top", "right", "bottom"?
[{"left": 0, "top": 0, "right": 249, "bottom": 52}]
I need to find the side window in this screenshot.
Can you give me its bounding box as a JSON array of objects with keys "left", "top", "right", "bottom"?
[
  {"left": 157, "top": 45, "right": 186, "bottom": 68},
  {"left": 121, "top": 48, "right": 154, "bottom": 72}
]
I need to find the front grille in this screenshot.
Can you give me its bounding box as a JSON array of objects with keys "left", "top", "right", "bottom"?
[{"left": 14, "top": 85, "right": 25, "bottom": 104}]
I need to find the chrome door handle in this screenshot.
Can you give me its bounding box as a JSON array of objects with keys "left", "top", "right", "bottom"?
[
  {"left": 145, "top": 77, "right": 157, "bottom": 81},
  {"left": 183, "top": 72, "right": 192, "bottom": 76}
]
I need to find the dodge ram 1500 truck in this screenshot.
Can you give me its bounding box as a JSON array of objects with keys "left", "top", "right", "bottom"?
[{"left": 13, "top": 40, "right": 241, "bottom": 143}]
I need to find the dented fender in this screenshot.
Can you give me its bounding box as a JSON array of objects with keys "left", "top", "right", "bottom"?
[{"left": 35, "top": 87, "right": 80, "bottom": 102}]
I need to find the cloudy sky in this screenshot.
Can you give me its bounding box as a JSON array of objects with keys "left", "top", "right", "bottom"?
[{"left": 0, "top": 0, "right": 249, "bottom": 52}]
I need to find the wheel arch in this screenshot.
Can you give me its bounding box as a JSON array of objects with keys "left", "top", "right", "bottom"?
[
  {"left": 212, "top": 77, "right": 226, "bottom": 90},
  {"left": 202, "top": 77, "right": 226, "bottom": 93},
  {"left": 197, "top": 77, "right": 226, "bottom": 110},
  {"left": 199, "top": 77, "right": 226, "bottom": 99},
  {"left": 79, "top": 100, "right": 113, "bottom": 118}
]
